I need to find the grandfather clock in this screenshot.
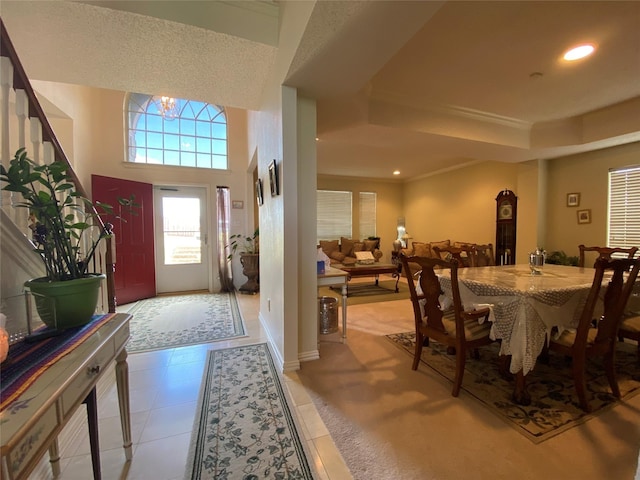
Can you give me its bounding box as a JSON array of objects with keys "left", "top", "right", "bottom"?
[{"left": 495, "top": 189, "right": 517, "bottom": 265}]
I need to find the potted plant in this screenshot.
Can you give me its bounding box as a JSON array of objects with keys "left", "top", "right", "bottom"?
[
  {"left": 0, "top": 148, "right": 136, "bottom": 329},
  {"left": 227, "top": 227, "right": 259, "bottom": 294}
]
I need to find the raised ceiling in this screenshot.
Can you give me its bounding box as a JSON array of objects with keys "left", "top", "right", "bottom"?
[{"left": 2, "top": 0, "right": 639, "bottom": 180}]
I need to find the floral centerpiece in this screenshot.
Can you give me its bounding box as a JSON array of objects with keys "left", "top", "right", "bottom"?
[{"left": 0, "top": 148, "right": 136, "bottom": 328}]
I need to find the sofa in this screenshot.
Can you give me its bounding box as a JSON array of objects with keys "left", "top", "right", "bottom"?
[
  {"left": 319, "top": 237, "right": 383, "bottom": 266},
  {"left": 396, "top": 239, "right": 483, "bottom": 276}
]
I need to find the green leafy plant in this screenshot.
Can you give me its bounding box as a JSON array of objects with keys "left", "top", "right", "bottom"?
[
  {"left": 227, "top": 227, "right": 259, "bottom": 260},
  {"left": 0, "top": 148, "right": 137, "bottom": 281}
]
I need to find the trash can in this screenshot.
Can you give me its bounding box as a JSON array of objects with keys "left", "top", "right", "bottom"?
[{"left": 318, "top": 296, "right": 338, "bottom": 334}]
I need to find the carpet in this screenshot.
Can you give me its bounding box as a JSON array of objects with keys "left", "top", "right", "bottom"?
[
  {"left": 387, "top": 331, "right": 640, "bottom": 443},
  {"left": 318, "top": 278, "right": 410, "bottom": 306},
  {"left": 125, "top": 292, "right": 245, "bottom": 353},
  {"left": 184, "top": 343, "right": 315, "bottom": 480}
]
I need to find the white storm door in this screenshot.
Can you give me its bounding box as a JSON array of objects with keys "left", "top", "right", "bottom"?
[{"left": 154, "top": 186, "right": 209, "bottom": 293}]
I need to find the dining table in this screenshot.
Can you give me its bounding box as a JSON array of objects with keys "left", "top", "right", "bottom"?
[{"left": 437, "top": 263, "right": 605, "bottom": 405}]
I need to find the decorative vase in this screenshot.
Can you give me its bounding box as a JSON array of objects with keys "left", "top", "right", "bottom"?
[
  {"left": 239, "top": 253, "right": 260, "bottom": 294},
  {"left": 24, "top": 274, "right": 106, "bottom": 329}
]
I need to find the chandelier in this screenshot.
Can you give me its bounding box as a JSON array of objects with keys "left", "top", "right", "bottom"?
[{"left": 154, "top": 96, "right": 181, "bottom": 120}]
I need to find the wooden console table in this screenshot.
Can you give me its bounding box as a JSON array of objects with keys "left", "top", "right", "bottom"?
[
  {"left": 0, "top": 313, "right": 132, "bottom": 480},
  {"left": 335, "top": 263, "right": 402, "bottom": 294}
]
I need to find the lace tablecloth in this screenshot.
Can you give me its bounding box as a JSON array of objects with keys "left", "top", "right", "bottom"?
[{"left": 438, "top": 264, "right": 602, "bottom": 375}]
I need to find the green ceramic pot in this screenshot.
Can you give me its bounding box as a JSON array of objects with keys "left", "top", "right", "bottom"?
[{"left": 24, "top": 274, "right": 106, "bottom": 329}]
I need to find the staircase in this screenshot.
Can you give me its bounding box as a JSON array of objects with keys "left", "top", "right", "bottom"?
[{"left": 0, "top": 18, "right": 115, "bottom": 340}]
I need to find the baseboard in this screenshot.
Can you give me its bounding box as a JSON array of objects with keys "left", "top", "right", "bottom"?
[{"left": 258, "top": 310, "right": 301, "bottom": 372}]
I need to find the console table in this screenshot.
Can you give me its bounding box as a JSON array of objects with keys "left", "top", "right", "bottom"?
[{"left": 0, "top": 313, "right": 132, "bottom": 479}]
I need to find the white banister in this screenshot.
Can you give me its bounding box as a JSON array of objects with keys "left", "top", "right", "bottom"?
[
  {"left": 0, "top": 56, "right": 12, "bottom": 162},
  {"left": 15, "top": 89, "right": 27, "bottom": 148},
  {"left": 29, "top": 116, "right": 42, "bottom": 164},
  {"left": 43, "top": 141, "right": 54, "bottom": 165}
]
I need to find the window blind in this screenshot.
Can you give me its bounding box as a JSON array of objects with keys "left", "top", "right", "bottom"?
[
  {"left": 609, "top": 166, "right": 640, "bottom": 249},
  {"left": 359, "top": 192, "right": 377, "bottom": 239},
  {"left": 317, "top": 190, "right": 352, "bottom": 242}
]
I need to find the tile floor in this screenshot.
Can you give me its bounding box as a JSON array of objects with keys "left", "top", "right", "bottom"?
[{"left": 30, "top": 294, "right": 351, "bottom": 480}]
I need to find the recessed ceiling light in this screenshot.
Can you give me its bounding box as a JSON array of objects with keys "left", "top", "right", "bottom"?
[
  {"left": 315, "top": 137, "right": 319, "bottom": 141},
  {"left": 563, "top": 44, "right": 595, "bottom": 61},
  {"left": 393, "top": 170, "right": 400, "bottom": 176}
]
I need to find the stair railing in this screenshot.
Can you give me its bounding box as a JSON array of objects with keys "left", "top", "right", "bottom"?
[{"left": 0, "top": 17, "right": 116, "bottom": 313}]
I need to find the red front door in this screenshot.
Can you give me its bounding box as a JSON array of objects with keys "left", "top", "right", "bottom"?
[{"left": 91, "top": 175, "right": 155, "bottom": 305}]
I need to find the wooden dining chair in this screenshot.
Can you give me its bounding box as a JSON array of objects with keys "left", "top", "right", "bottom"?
[
  {"left": 472, "top": 243, "right": 496, "bottom": 267},
  {"left": 399, "top": 253, "right": 493, "bottom": 397},
  {"left": 577, "top": 244, "right": 637, "bottom": 268},
  {"left": 432, "top": 245, "right": 475, "bottom": 268},
  {"left": 547, "top": 257, "right": 640, "bottom": 412},
  {"left": 618, "top": 315, "right": 640, "bottom": 358}
]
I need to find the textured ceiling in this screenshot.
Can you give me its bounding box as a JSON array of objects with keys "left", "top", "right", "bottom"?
[{"left": 2, "top": 0, "right": 639, "bottom": 180}]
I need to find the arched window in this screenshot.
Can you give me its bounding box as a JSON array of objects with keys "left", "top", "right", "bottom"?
[{"left": 126, "top": 93, "right": 227, "bottom": 169}]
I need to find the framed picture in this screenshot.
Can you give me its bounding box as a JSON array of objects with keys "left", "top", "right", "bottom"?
[
  {"left": 268, "top": 159, "right": 279, "bottom": 196},
  {"left": 567, "top": 193, "right": 580, "bottom": 207},
  {"left": 232, "top": 200, "right": 244, "bottom": 209},
  {"left": 255, "top": 179, "right": 264, "bottom": 206},
  {"left": 577, "top": 209, "right": 591, "bottom": 224}
]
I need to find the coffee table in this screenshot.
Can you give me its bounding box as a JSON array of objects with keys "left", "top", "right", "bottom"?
[{"left": 334, "top": 263, "right": 401, "bottom": 296}]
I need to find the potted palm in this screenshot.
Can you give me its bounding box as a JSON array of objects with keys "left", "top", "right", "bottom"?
[
  {"left": 227, "top": 227, "right": 259, "bottom": 294},
  {"left": 1, "top": 148, "right": 136, "bottom": 329}
]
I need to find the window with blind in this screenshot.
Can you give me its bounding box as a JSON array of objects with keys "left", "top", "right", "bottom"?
[
  {"left": 609, "top": 166, "right": 640, "bottom": 249},
  {"left": 317, "top": 190, "right": 352, "bottom": 242},
  {"left": 359, "top": 192, "right": 377, "bottom": 239}
]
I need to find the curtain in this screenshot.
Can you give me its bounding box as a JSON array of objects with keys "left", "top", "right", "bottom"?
[{"left": 216, "top": 186, "right": 235, "bottom": 292}]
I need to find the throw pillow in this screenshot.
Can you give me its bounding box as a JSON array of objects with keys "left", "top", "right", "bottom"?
[
  {"left": 363, "top": 239, "right": 378, "bottom": 252},
  {"left": 342, "top": 255, "right": 357, "bottom": 265},
  {"left": 319, "top": 240, "right": 339, "bottom": 255},
  {"left": 329, "top": 251, "right": 346, "bottom": 262},
  {"left": 353, "top": 242, "right": 365, "bottom": 252},
  {"left": 429, "top": 240, "right": 451, "bottom": 256},
  {"left": 413, "top": 242, "right": 431, "bottom": 258},
  {"left": 341, "top": 237, "right": 356, "bottom": 257}
]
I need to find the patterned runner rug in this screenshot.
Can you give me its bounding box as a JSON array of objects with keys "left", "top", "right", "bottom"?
[
  {"left": 184, "top": 343, "right": 315, "bottom": 480},
  {"left": 126, "top": 292, "right": 245, "bottom": 352},
  {"left": 387, "top": 331, "right": 640, "bottom": 443}
]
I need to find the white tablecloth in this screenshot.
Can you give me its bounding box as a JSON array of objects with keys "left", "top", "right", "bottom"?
[{"left": 437, "top": 264, "right": 602, "bottom": 375}]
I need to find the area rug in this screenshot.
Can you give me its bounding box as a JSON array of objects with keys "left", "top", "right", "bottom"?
[
  {"left": 125, "top": 292, "right": 245, "bottom": 352},
  {"left": 319, "top": 278, "right": 410, "bottom": 306},
  {"left": 184, "top": 343, "right": 315, "bottom": 480},
  {"left": 387, "top": 331, "right": 640, "bottom": 443}
]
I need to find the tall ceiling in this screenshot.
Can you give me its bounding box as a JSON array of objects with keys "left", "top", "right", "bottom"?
[{"left": 2, "top": 0, "right": 639, "bottom": 180}]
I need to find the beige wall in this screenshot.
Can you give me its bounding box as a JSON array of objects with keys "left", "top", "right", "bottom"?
[
  {"left": 402, "top": 161, "right": 516, "bottom": 252},
  {"left": 316, "top": 175, "right": 404, "bottom": 263},
  {"left": 31, "top": 82, "right": 252, "bottom": 293},
  {"left": 546, "top": 141, "right": 640, "bottom": 257}
]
